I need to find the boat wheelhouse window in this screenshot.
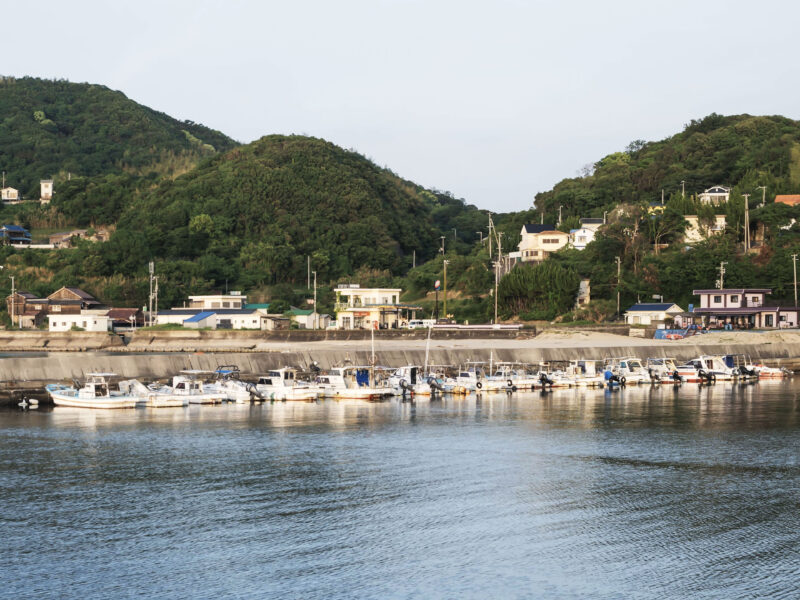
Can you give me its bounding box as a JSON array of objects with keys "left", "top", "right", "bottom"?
[
  {"left": 267, "top": 371, "right": 280, "bottom": 377},
  {"left": 318, "top": 377, "right": 329, "bottom": 384},
  {"left": 460, "top": 372, "right": 470, "bottom": 378},
  {"left": 259, "top": 378, "right": 273, "bottom": 385},
  {"left": 176, "top": 382, "right": 185, "bottom": 389}
]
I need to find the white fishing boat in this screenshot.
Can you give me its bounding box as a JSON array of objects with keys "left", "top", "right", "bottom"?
[
  {"left": 118, "top": 379, "right": 187, "bottom": 408},
  {"left": 565, "top": 360, "right": 606, "bottom": 387},
  {"left": 604, "top": 357, "right": 651, "bottom": 384},
  {"left": 645, "top": 358, "right": 683, "bottom": 384},
  {"left": 751, "top": 363, "right": 791, "bottom": 379},
  {"left": 168, "top": 370, "right": 227, "bottom": 404},
  {"left": 315, "top": 366, "right": 389, "bottom": 400},
  {"left": 203, "top": 366, "right": 255, "bottom": 403},
  {"left": 46, "top": 373, "right": 138, "bottom": 409},
  {"left": 256, "top": 367, "right": 320, "bottom": 401},
  {"left": 684, "top": 355, "right": 739, "bottom": 381}
]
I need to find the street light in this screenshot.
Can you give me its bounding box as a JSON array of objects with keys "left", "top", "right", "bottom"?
[{"left": 312, "top": 271, "right": 317, "bottom": 330}]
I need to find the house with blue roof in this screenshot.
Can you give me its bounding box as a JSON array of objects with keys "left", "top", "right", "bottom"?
[
  {"left": 0, "top": 224, "right": 31, "bottom": 245},
  {"left": 183, "top": 311, "right": 217, "bottom": 329},
  {"left": 625, "top": 302, "right": 684, "bottom": 325}
]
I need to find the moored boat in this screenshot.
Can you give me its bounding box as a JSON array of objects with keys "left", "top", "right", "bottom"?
[{"left": 46, "top": 373, "right": 138, "bottom": 409}]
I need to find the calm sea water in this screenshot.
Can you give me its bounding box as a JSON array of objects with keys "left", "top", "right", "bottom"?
[{"left": 1, "top": 381, "right": 799, "bottom": 599}]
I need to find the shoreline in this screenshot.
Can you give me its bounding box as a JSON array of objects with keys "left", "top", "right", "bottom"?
[{"left": 0, "top": 329, "right": 798, "bottom": 386}]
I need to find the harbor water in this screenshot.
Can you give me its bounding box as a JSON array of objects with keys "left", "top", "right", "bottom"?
[{"left": 2, "top": 381, "right": 799, "bottom": 599}]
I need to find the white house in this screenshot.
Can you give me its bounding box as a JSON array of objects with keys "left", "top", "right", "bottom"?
[
  {"left": 156, "top": 308, "right": 269, "bottom": 329},
  {"left": 1, "top": 187, "right": 19, "bottom": 202},
  {"left": 517, "top": 224, "right": 570, "bottom": 263},
  {"left": 569, "top": 227, "right": 596, "bottom": 250},
  {"left": 48, "top": 313, "right": 112, "bottom": 332},
  {"left": 579, "top": 218, "right": 604, "bottom": 232},
  {"left": 624, "top": 303, "right": 684, "bottom": 325},
  {"left": 334, "top": 284, "right": 420, "bottom": 329},
  {"left": 698, "top": 186, "right": 731, "bottom": 204},
  {"left": 40, "top": 179, "right": 53, "bottom": 203},
  {"left": 187, "top": 292, "right": 247, "bottom": 310},
  {"left": 684, "top": 215, "right": 726, "bottom": 243}
]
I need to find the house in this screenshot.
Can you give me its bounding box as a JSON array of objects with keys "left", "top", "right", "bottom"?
[
  {"left": 183, "top": 311, "right": 217, "bottom": 329},
  {"left": 691, "top": 288, "right": 798, "bottom": 329},
  {"left": 624, "top": 303, "right": 684, "bottom": 325},
  {"left": 569, "top": 227, "right": 596, "bottom": 250},
  {"left": 0, "top": 224, "right": 31, "bottom": 245},
  {"left": 775, "top": 195, "right": 800, "bottom": 207},
  {"left": 698, "top": 186, "right": 731, "bottom": 204},
  {"left": 107, "top": 307, "right": 144, "bottom": 329},
  {"left": 287, "top": 308, "right": 331, "bottom": 329},
  {"left": 187, "top": 292, "right": 246, "bottom": 310},
  {"left": 48, "top": 287, "right": 103, "bottom": 311},
  {"left": 1, "top": 187, "right": 19, "bottom": 202},
  {"left": 40, "top": 180, "right": 53, "bottom": 203},
  {"left": 48, "top": 313, "right": 112, "bottom": 332},
  {"left": 684, "top": 215, "right": 726, "bottom": 243},
  {"left": 517, "top": 224, "right": 570, "bottom": 263},
  {"left": 155, "top": 308, "right": 272, "bottom": 330},
  {"left": 334, "top": 284, "right": 421, "bottom": 329},
  {"left": 49, "top": 228, "right": 111, "bottom": 248},
  {"left": 579, "top": 218, "right": 604, "bottom": 232}
]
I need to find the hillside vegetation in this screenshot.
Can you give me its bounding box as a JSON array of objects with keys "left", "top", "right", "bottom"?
[{"left": 533, "top": 113, "right": 800, "bottom": 225}]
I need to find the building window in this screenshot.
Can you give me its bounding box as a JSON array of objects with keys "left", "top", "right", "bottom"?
[
  {"left": 730, "top": 295, "right": 738, "bottom": 302},
  {"left": 780, "top": 315, "right": 786, "bottom": 322},
  {"left": 765, "top": 314, "right": 774, "bottom": 327},
  {"left": 713, "top": 296, "right": 722, "bottom": 303}
]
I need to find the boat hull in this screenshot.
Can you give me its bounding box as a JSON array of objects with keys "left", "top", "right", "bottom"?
[{"left": 51, "top": 392, "right": 137, "bottom": 409}]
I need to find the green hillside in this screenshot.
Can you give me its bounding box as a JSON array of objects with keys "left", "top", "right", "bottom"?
[
  {"left": 0, "top": 76, "right": 237, "bottom": 200},
  {"left": 113, "top": 134, "right": 486, "bottom": 287},
  {"left": 534, "top": 114, "right": 800, "bottom": 223}
]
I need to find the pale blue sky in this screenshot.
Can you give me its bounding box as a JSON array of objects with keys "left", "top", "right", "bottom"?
[{"left": 5, "top": 0, "right": 799, "bottom": 211}]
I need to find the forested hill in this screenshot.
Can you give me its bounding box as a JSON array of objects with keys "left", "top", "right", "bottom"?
[
  {"left": 113, "top": 135, "right": 487, "bottom": 286},
  {"left": 534, "top": 113, "right": 800, "bottom": 222},
  {"left": 0, "top": 76, "right": 237, "bottom": 198}
]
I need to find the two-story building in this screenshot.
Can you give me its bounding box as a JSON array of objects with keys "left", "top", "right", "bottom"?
[
  {"left": 40, "top": 179, "right": 53, "bottom": 204},
  {"left": 1, "top": 187, "right": 19, "bottom": 202},
  {"left": 569, "top": 227, "right": 596, "bottom": 250},
  {"left": 698, "top": 185, "right": 731, "bottom": 204},
  {"left": 691, "top": 288, "right": 798, "bottom": 329},
  {"left": 334, "top": 284, "right": 420, "bottom": 329},
  {"left": 517, "top": 224, "right": 570, "bottom": 263},
  {"left": 684, "top": 215, "right": 726, "bottom": 244},
  {"left": 187, "top": 292, "right": 247, "bottom": 309}
]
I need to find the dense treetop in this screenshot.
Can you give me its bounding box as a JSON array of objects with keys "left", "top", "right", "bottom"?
[{"left": 0, "top": 76, "right": 237, "bottom": 198}]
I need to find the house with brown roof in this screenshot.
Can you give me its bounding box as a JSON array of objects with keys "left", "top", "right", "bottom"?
[
  {"left": 516, "top": 224, "right": 570, "bottom": 263},
  {"left": 48, "top": 286, "right": 103, "bottom": 309},
  {"left": 107, "top": 308, "right": 144, "bottom": 328},
  {"left": 775, "top": 195, "right": 800, "bottom": 207}
]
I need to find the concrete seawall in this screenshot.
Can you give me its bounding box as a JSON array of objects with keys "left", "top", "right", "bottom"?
[{"left": 2, "top": 341, "right": 800, "bottom": 384}]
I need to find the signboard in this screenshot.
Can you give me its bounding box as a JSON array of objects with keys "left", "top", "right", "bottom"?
[{"left": 434, "top": 280, "right": 441, "bottom": 290}]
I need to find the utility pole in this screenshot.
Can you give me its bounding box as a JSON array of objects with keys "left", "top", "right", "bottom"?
[
  {"left": 453, "top": 228, "right": 457, "bottom": 242},
  {"left": 717, "top": 261, "right": 727, "bottom": 289},
  {"left": 603, "top": 211, "right": 607, "bottom": 225},
  {"left": 148, "top": 261, "right": 154, "bottom": 327},
  {"left": 154, "top": 276, "right": 159, "bottom": 323},
  {"left": 10, "top": 275, "right": 14, "bottom": 329},
  {"left": 443, "top": 259, "right": 449, "bottom": 321},
  {"left": 412, "top": 250, "right": 416, "bottom": 269},
  {"left": 488, "top": 213, "right": 493, "bottom": 258},
  {"left": 756, "top": 185, "right": 766, "bottom": 207},
  {"left": 307, "top": 256, "right": 310, "bottom": 289},
  {"left": 661, "top": 189, "right": 665, "bottom": 205},
  {"left": 476, "top": 231, "right": 483, "bottom": 243},
  {"left": 680, "top": 180, "right": 686, "bottom": 198},
  {"left": 558, "top": 205, "right": 563, "bottom": 227},
  {"left": 440, "top": 235, "right": 445, "bottom": 255},
  {"left": 793, "top": 254, "right": 798, "bottom": 307},
  {"left": 615, "top": 257, "right": 621, "bottom": 319},
  {"left": 312, "top": 271, "right": 317, "bottom": 329},
  {"left": 493, "top": 260, "right": 499, "bottom": 325},
  {"left": 743, "top": 193, "right": 751, "bottom": 251}
]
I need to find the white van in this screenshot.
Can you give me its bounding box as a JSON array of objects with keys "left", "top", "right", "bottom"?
[{"left": 406, "top": 319, "right": 434, "bottom": 329}]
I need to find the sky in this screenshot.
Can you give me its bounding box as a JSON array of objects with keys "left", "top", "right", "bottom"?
[{"left": 4, "top": 0, "right": 800, "bottom": 212}]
